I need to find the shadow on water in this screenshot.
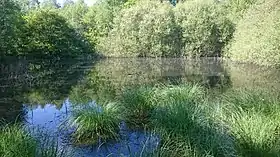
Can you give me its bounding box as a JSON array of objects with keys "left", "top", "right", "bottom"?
[
  {"left": 0, "top": 56, "right": 95, "bottom": 123},
  {"left": 4, "top": 57, "right": 280, "bottom": 156}
]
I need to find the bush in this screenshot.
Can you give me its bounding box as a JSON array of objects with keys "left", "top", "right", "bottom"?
[
  {"left": 174, "top": 0, "right": 235, "bottom": 57},
  {"left": 100, "top": 0, "right": 234, "bottom": 57},
  {"left": 223, "top": 0, "right": 257, "bottom": 22},
  {"left": 227, "top": 0, "right": 280, "bottom": 66},
  {"left": 23, "top": 10, "right": 92, "bottom": 57},
  {"left": 100, "top": 1, "right": 181, "bottom": 57}
]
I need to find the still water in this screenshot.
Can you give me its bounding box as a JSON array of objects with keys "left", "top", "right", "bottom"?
[{"left": 1, "top": 57, "right": 280, "bottom": 156}]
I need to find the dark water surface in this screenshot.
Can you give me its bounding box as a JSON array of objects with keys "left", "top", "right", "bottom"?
[{"left": 1, "top": 57, "right": 280, "bottom": 156}]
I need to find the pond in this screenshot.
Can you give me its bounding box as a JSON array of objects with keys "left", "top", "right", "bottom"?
[{"left": 1, "top": 57, "right": 280, "bottom": 156}]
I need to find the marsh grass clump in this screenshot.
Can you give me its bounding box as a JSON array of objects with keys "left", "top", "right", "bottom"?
[
  {"left": 120, "top": 86, "right": 157, "bottom": 128},
  {"left": 121, "top": 84, "right": 236, "bottom": 156},
  {"left": 120, "top": 84, "right": 204, "bottom": 129},
  {"left": 151, "top": 99, "right": 236, "bottom": 156},
  {"left": 0, "top": 124, "right": 37, "bottom": 157},
  {"left": 220, "top": 89, "right": 280, "bottom": 156},
  {"left": 0, "top": 124, "right": 65, "bottom": 157},
  {"left": 70, "top": 103, "right": 121, "bottom": 145}
]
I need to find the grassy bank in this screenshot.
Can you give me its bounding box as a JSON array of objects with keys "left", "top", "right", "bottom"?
[{"left": 69, "top": 83, "right": 280, "bottom": 156}]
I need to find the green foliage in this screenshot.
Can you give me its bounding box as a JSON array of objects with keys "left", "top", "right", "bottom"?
[
  {"left": 100, "top": 1, "right": 181, "bottom": 57},
  {"left": 0, "top": 0, "right": 25, "bottom": 56},
  {"left": 23, "top": 10, "right": 92, "bottom": 56},
  {"left": 70, "top": 103, "right": 121, "bottom": 145},
  {"left": 82, "top": 0, "right": 126, "bottom": 48},
  {"left": 174, "top": 0, "right": 235, "bottom": 57},
  {"left": 220, "top": 88, "right": 280, "bottom": 156},
  {"left": 120, "top": 86, "right": 157, "bottom": 128},
  {"left": 224, "top": 0, "right": 257, "bottom": 22},
  {"left": 60, "top": 0, "right": 88, "bottom": 32},
  {"left": 0, "top": 124, "right": 65, "bottom": 157},
  {"left": 100, "top": 0, "right": 234, "bottom": 57},
  {"left": 227, "top": 0, "right": 280, "bottom": 66},
  {"left": 0, "top": 124, "right": 37, "bottom": 157},
  {"left": 41, "top": 0, "right": 60, "bottom": 9}
]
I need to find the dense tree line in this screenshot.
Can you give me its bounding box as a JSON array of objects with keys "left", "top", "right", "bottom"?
[{"left": 1, "top": 0, "right": 279, "bottom": 65}]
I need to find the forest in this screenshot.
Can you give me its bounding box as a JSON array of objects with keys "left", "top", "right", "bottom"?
[{"left": 1, "top": 0, "right": 280, "bottom": 65}]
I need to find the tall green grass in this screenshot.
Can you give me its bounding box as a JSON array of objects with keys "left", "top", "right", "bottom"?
[
  {"left": 0, "top": 124, "right": 37, "bottom": 157},
  {"left": 119, "top": 84, "right": 280, "bottom": 156},
  {"left": 0, "top": 124, "right": 66, "bottom": 157},
  {"left": 70, "top": 103, "right": 121, "bottom": 145},
  {"left": 219, "top": 89, "right": 280, "bottom": 157}
]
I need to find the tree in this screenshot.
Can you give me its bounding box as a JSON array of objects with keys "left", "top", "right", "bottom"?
[
  {"left": 24, "top": 10, "right": 92, "bottom": 56},
  {"left": 60, "top": 0, "right": 88, "bottom": 32},
  {"left": 0, "top": 0, "right": 24, "bottom": 56}
]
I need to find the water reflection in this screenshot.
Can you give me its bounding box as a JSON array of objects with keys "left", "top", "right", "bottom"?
[
  {"left": 2, "top": 57, "right": 280, "bottom": 156},
  {"left": 24, "top": 99, "right": 160, "bottom": 157},
  {"left": 0, "top": 57, "right": 94, "bottom": 122}
]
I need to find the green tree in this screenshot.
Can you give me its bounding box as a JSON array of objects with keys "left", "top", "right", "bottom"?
[
  {"left": 24, "top": 10, "right": 92, "bottom": 57},
  {"left": 227, "top": 0, "right": 280, "bottom": 66},
  {"left": 82, "top": 0, "right": 128, "bottom": 48},
  {"left": 60, "top": 0, "right": 88, "bottom": 32},
  {"left": 0, "top": 0, "right": 24, "bottom": 56},
  {"left": 99, "top": 0, "right": 181, "bottom": 57}
]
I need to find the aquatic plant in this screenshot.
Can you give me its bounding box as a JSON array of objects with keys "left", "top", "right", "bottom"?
[
  {"left": 150, "top": 86, "right": 236, "bottom": 156},
  {"left": 219, "top": 89, "right": 280, "bottom": 156},
  {"left": 0, "top": 124, "right": 66, "bottom": 157},
  {"left": 120, "top": 86, "right": 157, "bottom": 128},
  {"left": 70, "top": 103, "right": 121, "bottom": 145},
  {"left": 0, "top": 124, "right": 37, "bottom": 157}
]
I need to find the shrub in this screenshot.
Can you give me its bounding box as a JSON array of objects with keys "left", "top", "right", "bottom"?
[
  {"left": 23, "top": 10, "right": 92, "bottom": 57},
  {"left": 227, "top": 0, "right": 280, "bottom": 66},
  {"left": 100, "top": 1, "right": 181, "bottom": 57},
  {"left": 223, "top": 0, "right": 257, "bottom": 22},
  {"left": 174, "top": 0, "right": 235, "bottom": 57},
  {"left": 100, "top": 0, "right": 234, "bottom": 57}
]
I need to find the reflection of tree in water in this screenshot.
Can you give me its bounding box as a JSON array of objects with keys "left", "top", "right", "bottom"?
[
  {"left": 199, "top": 58, "right": 232, "bottom": 91},
  {"left": 159, "top": 58, "right": 232, "bottom": 90},
  {"left": 0, "top": 57, "right": 94, "bottom": 123},
  {"left": 72, "top": 58, "right": 232, "bottom": 106},
  {"left": 69, "top": 68, "right": 116, "bottom": 105}
]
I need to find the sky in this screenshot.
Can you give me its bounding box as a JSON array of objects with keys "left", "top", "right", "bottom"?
[{"left": 39, "top": 0, "right": 97, "bottom": 6}]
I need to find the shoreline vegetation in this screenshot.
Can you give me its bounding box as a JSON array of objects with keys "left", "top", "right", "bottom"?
[
  {"left": 1, "top": 0, "right": 280, "bottom": 66},
  {"left": 2, "top": 84, "right": 280, "bottom": 156},
  {"left": 1, "top": 0, "right": 280, "bottom": 156}
]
